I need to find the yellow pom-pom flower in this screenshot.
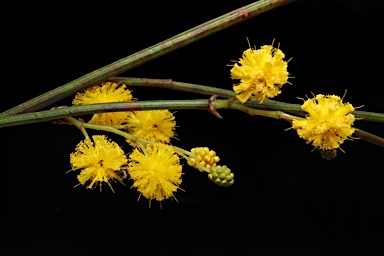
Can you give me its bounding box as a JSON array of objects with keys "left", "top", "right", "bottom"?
[
  {"left": 125, "top": 110, "right": 176, "bottom": 146},
  {"left": 72, "top": 82, "right": 133, "bottom": 125},
  {"left": 128, "top": 144, "right": 182, "bottom": 202},
  {"left": 69, "top": 135, "right": 128, "bottom": 191},
  {"left": 292, "top": 94, "right": 355, "bottom": 150},
  {"left": 230, "top": 44, "right": 290, "bottom": 103},
  {"left": 187, "top": 147, "right": 220, "bottom": 171}
]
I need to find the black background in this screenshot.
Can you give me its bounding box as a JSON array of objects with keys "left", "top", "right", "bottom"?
[{"left": 2, "top": 0, "right": 384, "bottom": 255}]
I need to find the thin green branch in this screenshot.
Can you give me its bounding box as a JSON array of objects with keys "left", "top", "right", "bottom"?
[
  {"left": 109, "top": 77, "right": 302, "bottom": 112},
  {"left": 0, "top": 0, "right": 296, "bottom": 117},
  {"left": 109, "top": 77, "right": 384, "bottom": 122},
  {"left": 171, "top": 145, "right": 194, "bottom": 157},
  {"left": 0, "top": 100, "right": 212, "bottom": 128},
  {"left": 354, "top": 129, "right": 384, "bottom": 148},
  {"left": 351, "top": 110, "right": 384, "bottom": 123},
  {"left": 1, "top": 98, "right": 384, "bottom": 149},
  {"left": 1, "top": 95, "right": 384, "bottom": 128},
  {"left": 79, "top": 126, "right": 89, "bottom": 140},
  {"left": 230, "top": 102, "right": 303, "bottom": 121},
  {"left": 109, "top": 77, "right": 236, "bottom": 98},
  {"left": 66, "top": 117, "right": 155, "bottom": 145},
  {"left": 0, "top": 97, "right": 301, "bottom": 128}
]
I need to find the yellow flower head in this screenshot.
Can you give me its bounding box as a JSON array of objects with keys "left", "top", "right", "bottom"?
[
  {"left": 292, "top": 94, "right": 355, "bottom": 150},
  {"left": 231, "top": 44, "right": 290, "bottom": 103},
  {"left": 69, "top": 135, "right": 128, "bottom": 191},
  {"left": 72, "top": 82, "right": 133, "bottom": 125},
  {"left": 128, "top": 144, "right": 182, "bottom": 202},
  {"left": 125, "top": 110, "right": 176, "bottom": 146}
]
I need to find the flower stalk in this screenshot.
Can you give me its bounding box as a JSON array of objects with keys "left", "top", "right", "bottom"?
[{"left": 66, "top": 117, "right": 157, "bottom": 146}]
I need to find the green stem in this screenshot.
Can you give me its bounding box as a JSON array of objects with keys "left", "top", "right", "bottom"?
[
  {"left": 172, "top": 148, "right": 192, "bottom": 162},
  {"left": 227, "top": 96, "right": 238, "bottom": 106},
  {"left": 109, "top": 77, "right": 384, "bottom": 123},
  {"left": 1, "top": 95, "right": 384, "bottom": 128},
  {"left": 170, "top": 146, "right": 210, "bottom": 173},
  {"left": 79, "top": 126, "right": 89, "bottom": 140},
  {"left": 350, "top": 110, "right": 384, "bottom": 123},
  {"left": 110, "top": 77, "right": 297, "bottom": 111},
  {"left": 0, "top": 100, "right": 211, "bottom": 128},
  {"left": 354, "top": 129, "right": 384, "bottom": 148},
  {"left": 110, "top": 77, "right": 236, "bottom": 98},
  {"left": 66, "top": 117, "right": 157, "bottom": 146},
  {"left": 230, "top": 102, "right": 304, "bottom": 121},
  {"left": 0, "top": 0, "right": 296, "bottom": 117},
  {"left": 172, "top": 145, "right": 195, "bottom": 157}
]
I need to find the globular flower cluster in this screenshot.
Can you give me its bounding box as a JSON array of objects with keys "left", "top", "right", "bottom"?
[
  {"left": 128, "top": 144, "right": 183, "bottom": 201},
  {"left": 231, "top": 44, "right": 290, "bottom": 103},
  {"left": 125, "top": 110, "right": 176, "bottom": 146},
  {"left": 187, "top": 147, "right": 220, "bottom": 171},
  {"left": 69, "top": 135, "right": 128, "bottom": 191},
  {"left": 72, "top": 82, "right": 134, "bottom": 125},
  {"left": 292, "top": 94, "right": 355, "bottom": 150}
]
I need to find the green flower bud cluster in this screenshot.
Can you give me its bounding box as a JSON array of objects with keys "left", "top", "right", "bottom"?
[{"left": 208, "top": 165, "right": 234, "bottom": 187}]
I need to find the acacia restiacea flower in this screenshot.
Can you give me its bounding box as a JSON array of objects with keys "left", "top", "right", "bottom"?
[
  {"left": 73, "top": 82, "right": 133, "bottom": 125},
  {"left": 292, "top": 94, "right": 355, "bottom": 150},
  {"left": 69, "top": 135, "right": 128, "bottom": 191},
  {"left": 231, "top": 43, "right": 290, "bottom": 103},
  {"left": 128, "top": 144, "right": 182, "bottom": 202},
  {"left": 125, "top": 110, "right": 176, "bottom": 146}
]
